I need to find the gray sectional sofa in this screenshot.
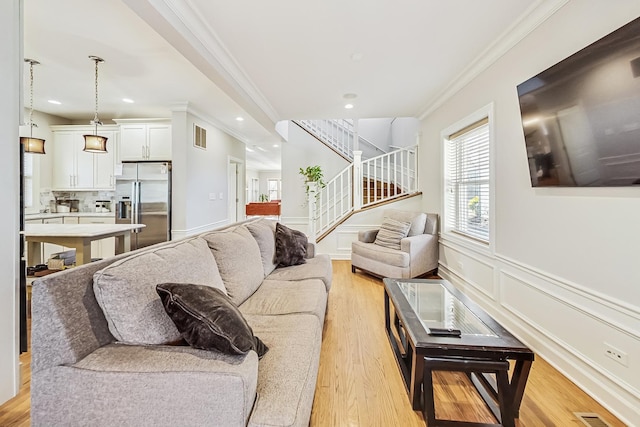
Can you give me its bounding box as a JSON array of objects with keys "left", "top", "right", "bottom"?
[{"left": 30, "top": 218, "right": 332, "bottom": 427}]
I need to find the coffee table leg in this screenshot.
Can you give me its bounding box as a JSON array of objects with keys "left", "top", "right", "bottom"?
[
  {"left": 410, "top": 347, "right": 423, "bottom": 410},
  {"left": 511, "top": 359, "right": 533, "bottom": 417}
]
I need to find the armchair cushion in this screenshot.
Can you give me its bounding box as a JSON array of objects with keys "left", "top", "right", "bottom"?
[{"left": 374, "top": 217, "right": 411, "bottom": 250}]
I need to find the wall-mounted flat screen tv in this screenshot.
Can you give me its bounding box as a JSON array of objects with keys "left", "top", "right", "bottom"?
[{"left": 517, "top": 16, "right": 640, "bottom": 187}]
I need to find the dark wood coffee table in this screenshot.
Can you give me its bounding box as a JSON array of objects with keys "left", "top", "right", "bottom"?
[{"left": 383, "top": 278, "right": 534, "bottom": 426}]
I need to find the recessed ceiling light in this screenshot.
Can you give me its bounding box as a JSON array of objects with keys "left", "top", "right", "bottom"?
[
  {"left": 245, "top": 147, "right": 254, "bottom": 152},
  {"left": 255, "top": 146, "right": 267, "bottom": 152},
  {"left": 47, "top": 99, "right": 61, "bottom": 105},
  {"left": 122, "top": 98, "right": 135, "bottom": 103},
  {"left": 343, "top": 93, "right": 357, "bottom": 100},
  {"left": 344, "top": 103, "right": 354, "bottom": 109},
  {"left": 350, "top": 53, "right": 364, "bottom": 61},
  {"left": 273, "top": 144, "right": 279, "bottom": 148},
  {"left": 236, "top": 116, "right": 244, "bottom": 122}
]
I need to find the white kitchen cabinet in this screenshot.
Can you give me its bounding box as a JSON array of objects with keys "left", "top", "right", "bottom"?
[
  {"left": 119, "top": 122, "right": 171, "bottom": 161},
  {"left": 50, "top": 125, "right": 118, "bottom": 190},
  {"left": 78, "top": 216, "right": 116, "bottom": 259}
]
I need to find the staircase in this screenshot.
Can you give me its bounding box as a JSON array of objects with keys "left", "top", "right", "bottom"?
[{"left": 315, "top": 146, "right": 419, "bottom": 241}]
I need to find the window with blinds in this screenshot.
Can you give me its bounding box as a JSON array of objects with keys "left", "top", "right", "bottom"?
[{"left": 444, "top": 117, "right": 490, "bottom": 243}]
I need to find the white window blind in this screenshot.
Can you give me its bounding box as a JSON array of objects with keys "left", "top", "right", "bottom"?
[{"left": 445, "top": 118, "right": 490, "bottom": 242}]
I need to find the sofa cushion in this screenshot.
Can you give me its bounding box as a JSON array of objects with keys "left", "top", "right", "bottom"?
[
  {"left": 245, "top": 219, "right": 277, "bottom": 276},
  {"left": 156, "top": 283, "right": 268, "bottom": 358},
  {"left": 243, "top": 313, "right": 322, "bottom": 427},
  {"left": 385, "top": 209, "right": 428, "bottom": 237},
  {"left": 204, "top": 226, "right": 265, "bottom": 306},
  {"left": 239, "top": 278, "right": 327, "bottom": 321},
  {"left": 93, "top": 237, "right": 226, "bottom": 345},
  {"left": 266, "top": 254, "right": 332, "bottom": 292},
  {"left": 374, "top": 217, "right": 411, "bottom": 250},
  {"left": 274, "top": 222, "right": 308, "bottom": 267}
]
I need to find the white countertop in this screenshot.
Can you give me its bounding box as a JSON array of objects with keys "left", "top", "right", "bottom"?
[
  {"left": 25, "top": 212, "right": 115, "bottom": 220},
  {"left": 24, "top": 223, "right": 145, "bottom": 238}
]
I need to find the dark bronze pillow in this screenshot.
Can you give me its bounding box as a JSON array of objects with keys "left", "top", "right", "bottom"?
[
  {"left": 274, "top": 222, "right": 308, "bottom": 267},
  {"left": 156, "top": 283, "right": 268, "bottom": 358}
]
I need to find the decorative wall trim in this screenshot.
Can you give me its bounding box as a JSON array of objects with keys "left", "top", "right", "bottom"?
[
  {"left": 439, "top": 241, "right": 496, "bottom": 300},
  {"left": 499, "top": 270, "right": 640, "bottom": 397},
  {"left": 170, "top": 102, "right": 248, "bottom": 144},
  {"left": 170, "top": 218, "right": 230, "bottom": 239},
  {"left": 418, "top": 0, "right": 570, "bottom": 119},
  {"left": 496, "top": 253, "right": 640, "bottom": 320}
]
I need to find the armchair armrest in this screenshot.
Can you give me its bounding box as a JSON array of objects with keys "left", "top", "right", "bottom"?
[
  {"left": 305, "top": 241, "right": 316, "bottom": 258},
  {"left": 400, "top": 234, "right": 439, "bottom": 277},
  {"left": 358, "top": 229, "right": 379, "bottom": 243}
]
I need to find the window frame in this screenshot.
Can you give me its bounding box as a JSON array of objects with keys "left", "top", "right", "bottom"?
[{"left": 441, "top": 103, "right": 495, "bottom": 252}]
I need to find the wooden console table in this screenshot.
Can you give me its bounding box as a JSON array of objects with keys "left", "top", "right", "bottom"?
[{"left": 246, "top": 201, "right": 281, "bottom": 217}]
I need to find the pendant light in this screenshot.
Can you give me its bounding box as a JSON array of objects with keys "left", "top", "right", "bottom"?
[
  {"left": 20, "top": 59, "right": 46, "bottom": 154},
  {"left": 83, "top": 55, "right": 108, "bottom": 153}
]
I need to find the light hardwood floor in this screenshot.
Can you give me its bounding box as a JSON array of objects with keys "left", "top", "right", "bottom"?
[{"left": 0, "top": 260, "right": 625, "bottom": 426}]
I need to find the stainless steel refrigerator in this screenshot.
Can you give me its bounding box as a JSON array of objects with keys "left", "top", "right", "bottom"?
[{"left": 116, "top": 161, "right": 171, "bottom": 250}]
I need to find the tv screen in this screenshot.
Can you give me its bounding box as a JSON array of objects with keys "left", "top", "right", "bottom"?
[{"left": 517, "top": 16, "right": 640, "bottom": 187}]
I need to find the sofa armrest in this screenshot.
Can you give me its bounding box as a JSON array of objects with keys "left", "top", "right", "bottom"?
[
  {"left": 358, "top": 229, "right": 379, "bottom": 243},
  {"left": 306, "top": 241, "right": 316, "bottom": 258}
]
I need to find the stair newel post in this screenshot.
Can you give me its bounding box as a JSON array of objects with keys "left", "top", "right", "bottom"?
[
  {"left": 353, "top": 150, "right": 363, "bottom": 211},
  {"left": 307, "top": 181, "right": 318, "bottom": 244}
]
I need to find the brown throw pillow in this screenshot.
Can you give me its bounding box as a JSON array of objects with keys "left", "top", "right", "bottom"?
[
  {"left": 274, "top": 222, "right": 308, "bottom": 267},
  {"left": 374, "top": 217, "right": 412, "bottom": 250},
  {"left": 156, "top": 283, "right": 268, "bottom": 358}
]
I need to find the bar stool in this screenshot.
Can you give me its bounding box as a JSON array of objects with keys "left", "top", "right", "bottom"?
[{"left": 422, "top": 357, "right": 514, "bottom": 427}]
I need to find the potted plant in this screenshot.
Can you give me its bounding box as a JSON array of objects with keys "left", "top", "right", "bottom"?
[{"left": 299, "top": 166, "right": 326, "bottom": 204}]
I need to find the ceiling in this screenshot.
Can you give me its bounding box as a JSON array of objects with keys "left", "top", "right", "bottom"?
[{"left": 24, "top": 0, "right": 545, "bottom": 171}]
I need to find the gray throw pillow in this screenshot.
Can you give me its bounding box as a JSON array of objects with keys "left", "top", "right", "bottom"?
[
  {"left": 156, "top": 283, "right": 268, "bottom": 358},
  {"left": 274, "top": 223, "right": 307, "bottom": 267},
  {"left": 374, "top": 217, "right": 411, "bottom": 250}
]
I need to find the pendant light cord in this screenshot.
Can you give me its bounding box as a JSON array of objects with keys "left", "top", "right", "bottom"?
[{"left": 90, "top": 56, "right": 104, "bottom": 133}]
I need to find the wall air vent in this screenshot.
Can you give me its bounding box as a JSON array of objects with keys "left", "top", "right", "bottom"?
[
  {"left": 574, "top": 412, "right": 612, "bottom": 427},
  {"left": 194, "top": 124, "right": 207, "bottom": 149}
]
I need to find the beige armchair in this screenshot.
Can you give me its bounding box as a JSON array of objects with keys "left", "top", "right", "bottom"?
[{"left": 351, "top": 209, "right": 438, "bottom": 279}]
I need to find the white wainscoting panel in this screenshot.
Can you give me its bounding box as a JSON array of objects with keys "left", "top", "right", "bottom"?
[
  {"left": 440, "top": 240, "right": 496, "bottom": 299},
  {"left": 438, "top": 239, "right": 640, "bottom": 425}
]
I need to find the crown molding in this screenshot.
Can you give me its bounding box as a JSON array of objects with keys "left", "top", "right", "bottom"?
[
  {"left": 418, "top": 0, "right": 570, "bottom": 120},
  {"left": 170, "top": 101, "right": 249, "bottom": 144},
  {"left": 145, "top": 0, "right": 280, "bottom": 124}
]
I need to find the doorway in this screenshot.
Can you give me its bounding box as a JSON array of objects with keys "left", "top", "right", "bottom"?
[{"left": 227, "top": 157, "right": 243, "bottom": 222}]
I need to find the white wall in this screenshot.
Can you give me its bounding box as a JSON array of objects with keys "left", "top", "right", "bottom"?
[
  {"left": 171, "top": 106, "right": 246, "bottom": 238},
  {"left": 0, "top": 0, "right": 22, "bottom": 405},
  {"left": 281, "top": 121, "right": 349, "bottom": 231},
  {"left": 419, "top": 2, "right": 640, "bottom": 423}
]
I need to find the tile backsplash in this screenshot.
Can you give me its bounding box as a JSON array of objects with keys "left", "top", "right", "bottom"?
[{"left": 37, "top": 190, "right": 116, "bottom": 213}]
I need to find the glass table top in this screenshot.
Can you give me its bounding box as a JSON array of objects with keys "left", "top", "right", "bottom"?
[{"left": 397, "top": 281, "right": 497, "bottom": 337}]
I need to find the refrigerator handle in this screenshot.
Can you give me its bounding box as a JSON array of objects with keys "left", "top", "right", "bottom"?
[
  {"left": 135, "top": 181, "right": 142, "bottom": 225},
  {"left": 131, "top": 182, "right": 138, "bottom": 225}
]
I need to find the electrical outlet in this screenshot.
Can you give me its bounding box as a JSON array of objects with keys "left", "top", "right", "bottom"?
[
  {"left": 219, "top": 192, "right": 224, "bottom": 200},
  {"left": 209, "top": 193, "right": 216, "bottom": 200},
  {"left": 604, "top": 342, "right": 628, "bottom": 367}
]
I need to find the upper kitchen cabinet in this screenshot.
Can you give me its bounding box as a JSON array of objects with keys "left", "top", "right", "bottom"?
[
  {"left": 117, "top": 120, "right": 171, "bottom": 161},
  {"left": 50, "top": 125, "right": 118, "bottom": 191}
]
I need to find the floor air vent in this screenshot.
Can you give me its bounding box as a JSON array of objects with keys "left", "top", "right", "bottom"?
[{"left": 574, "top": 412, "right": 612, "bottom": 427}]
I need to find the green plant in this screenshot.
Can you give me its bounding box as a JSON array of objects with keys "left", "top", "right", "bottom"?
[
  {"left": 468, "top": 196, "right": 480, "bottom": 215},
  {"left": 299, "top": 165, "right": 326, "bottom": 204},
  {"left": 259, "top": 193, "right": 269, "bottom": 202}
]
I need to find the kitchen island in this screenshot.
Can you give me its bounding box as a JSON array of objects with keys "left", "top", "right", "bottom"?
[{"left": 24, "top": 223, "right": 145, "bottom": 266}]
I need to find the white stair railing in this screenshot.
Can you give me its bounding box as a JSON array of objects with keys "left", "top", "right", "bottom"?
[
  {"left": 315, "top": 164, "right": 354, "bottom": 238},
  {"left": 361, "top": 145, "right": 418, "bottom": 208},
  {"left": 296, "top": 119, "right": 388, "bottom": 160},
  {"left": 312, "top": 145, "right": 419, "bottom": 240},
  {"left": 297, "top": 119, "right": 354, "bottom": 159}
]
